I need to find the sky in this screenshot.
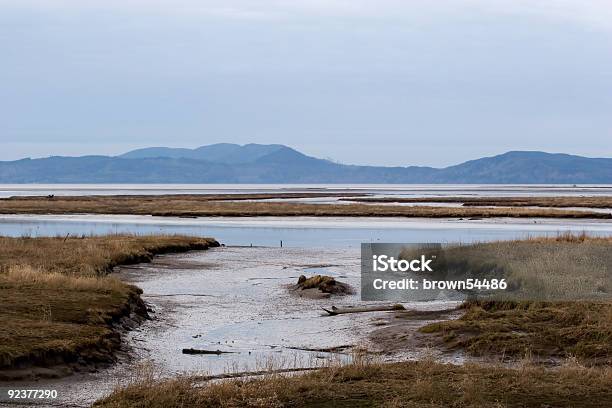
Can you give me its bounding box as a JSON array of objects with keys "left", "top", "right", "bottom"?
[{"left": 1, "top": 0, "right": 611, "bottom": 167}]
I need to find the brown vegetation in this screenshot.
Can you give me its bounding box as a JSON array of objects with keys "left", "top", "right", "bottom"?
[
  {"left": 290, "top": 275, "right": 353, "bottom": 299},
  {"left": 421, "top": 300, "right": 612, "bottom": 362},
  {"left": 93, "top": 234, "right": 612, "bottom": 406},
  {"left": 0, "top": 235, "right": 218, "bottom": 379},
  {"left": 343, "top": 195, "right": 612, "bottom": 209},
  {"left": 0, "top": 194, "right": 610, "bottom": 218},
  {"left": 295, "top": 275, "right": 351, "bottom": 294},
  {"left": 402, "top": 235, "right": 612, "bottom": 362},
  {"left": 424, "top": 234, "right": 612, "bottom": 301},
  {"left": 95, "top": 358, "right": 612, "bottom": 408}
]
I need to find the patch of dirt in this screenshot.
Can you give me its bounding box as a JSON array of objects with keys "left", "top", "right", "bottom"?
[{"left": 368, "top": 309, "right": 462, "bottom": 355}]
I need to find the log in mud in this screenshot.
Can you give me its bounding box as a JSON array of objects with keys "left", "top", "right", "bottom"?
[
  {"left": 182, "top": 348, "right": 236, "bottom": 355},
  {"left": 322, "top": 304, "right": 406, "bottom": 316}
]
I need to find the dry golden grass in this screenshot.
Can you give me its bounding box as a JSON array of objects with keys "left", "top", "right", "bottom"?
[
  {"left": 2, "top": 264, "right": 126, "bottom": 292},
  {"left": 435, "top": 234, "right": 612, "bottom": 300},
  {"left": 0, "top": 235, "right": 218, "bottom": 374},
  {"left": 0, "top": 194, "right": 610, "bottom": 218},
  {"left": 0, "top": 235, "right": 219, "bottom": 277},
  {"left": 414, "top": 235, "right": 612, "bottom": 362},
  {"left": 421, "top": 300, "right": 612, "bottom": 362},
  {"left": 95, "top": 358, "right": 612, "bottom": 408}
]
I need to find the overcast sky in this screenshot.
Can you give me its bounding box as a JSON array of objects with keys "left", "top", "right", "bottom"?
[{"left": 1, "top": 0, "right": 611, "bottom": 167}]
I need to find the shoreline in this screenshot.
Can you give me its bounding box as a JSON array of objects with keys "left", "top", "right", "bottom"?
[
  {"left": 1, "top": 194, "right": 611, "bottom": 219},
  {"left": 0, "top": 236, "right": 220, "bottom": 381},
  {"left": 0, "top": 289, "right": 149, "bottom": 381}
]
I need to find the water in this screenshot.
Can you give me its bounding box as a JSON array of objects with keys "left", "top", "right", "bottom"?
[
  {"left": 2, "top": 214, "right": 612, "bottom": 247},
  {"left": 2, "top": 183, "right": 612, "bottom": 198},
  {"left": 116, "top": 246, "right": 412, "bottom": 376},
  {"left": 2, "top": 184, "right": 612, "bottom": 407},
  {"left": 1, "top": 184, "right": 610, "bottom": 246},
  {"left": 8, "top": 246, "right": 456, "bottom": 407}
]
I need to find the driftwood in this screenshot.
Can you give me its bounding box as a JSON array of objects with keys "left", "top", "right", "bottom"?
[
  {"left": 192, "top": 367, "right": 320, "bottom": 381},
  {"left": 182, "top": 348, "right": 236, "bottom": 355},
  {"left": 321, "top": 304, "right": 405, "bottom": 316},
  {"left": 285, "top": 344, "right": 352, "bottom": 353}
]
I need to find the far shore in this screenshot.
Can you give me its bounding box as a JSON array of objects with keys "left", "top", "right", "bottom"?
[
  {"left": 1, "top": 193, "right": 611, "bottom": 219},
  {"left": 342, "top": 195, "right": 612, "bottom": 208}
]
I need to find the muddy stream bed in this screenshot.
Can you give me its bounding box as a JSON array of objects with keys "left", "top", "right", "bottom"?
[{"left": 5, "top": 246, "right": 459, "bottom": 407}]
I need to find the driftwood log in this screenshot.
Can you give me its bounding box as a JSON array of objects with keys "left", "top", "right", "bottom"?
[
  {"left": 182, "top": 348, "right": 236, "bottom": 355},
  {"left": 321, "top": 304, "right": 405, "bottom": 316}
]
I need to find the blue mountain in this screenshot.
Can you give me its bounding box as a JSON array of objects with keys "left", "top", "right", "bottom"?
[{"left": 1, "top": 145, "right": 610, "bottom": 183}]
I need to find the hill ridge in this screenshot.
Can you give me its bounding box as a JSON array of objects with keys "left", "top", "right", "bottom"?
[{"left": 1, "top": 147, "right": 611, "bottom": 183}]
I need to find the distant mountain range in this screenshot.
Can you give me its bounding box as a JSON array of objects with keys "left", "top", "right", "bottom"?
[
  {"left": 119, "top": 143, "right": 288, "bottom": 164},
  {"left": 1, "top": 143, "right": 611, "bottom": 183}
]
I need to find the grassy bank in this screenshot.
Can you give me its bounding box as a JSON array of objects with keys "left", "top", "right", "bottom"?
[
  {"left": 415, "top": 234, "right": 612, "bottom": 301},
  {"left": 95, "top": 359, "right": 612, "bottom": 408},
  {"left": 421, "top": 300, "right": 612, "bottom": 362},
  {"left": 0, "top": 194, "right": 610, "bottom": 218},
  {"left": 407, "top": 235, "right": 612, "bottom": 362},
  {"left": 0, "top": 235, "right": 218, "bottom": 379},
  {"left": 343, "top": 195, "right": 612, "bottom": 209}
]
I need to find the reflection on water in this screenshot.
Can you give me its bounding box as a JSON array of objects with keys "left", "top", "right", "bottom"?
[{"left": 2, "top": 214, "right": 612, "bottom": 247}]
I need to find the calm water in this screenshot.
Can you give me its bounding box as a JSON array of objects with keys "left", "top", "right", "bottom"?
[
  {"left": 2, "top": 183, "right": 612, "bottom": 198},
  {"left": 2, "top": 184, "right": 611, "bottom": 246},
  {"left": 2, "top": 214, "right": 612, "bottom": 247}
]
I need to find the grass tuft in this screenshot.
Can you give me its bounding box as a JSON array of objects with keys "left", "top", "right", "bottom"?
[{"left": 94, "top": 359, "right": 612, "bottom": 408}]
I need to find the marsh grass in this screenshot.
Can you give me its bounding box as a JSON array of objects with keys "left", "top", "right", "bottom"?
[
  {"left": 0, "top": 235, "right": 218, "bottom": 277},
  {"left": 2, "top": 264, "right": 126, "bottom": 291},
  {"left": 0, "top": 194, "right": 609, "bottom": 218},
  {"left": 344, "top": 196, "right": 612, "bottom": 209},
  {"left": 420, "top": 300, "right": 612, "bottom": 362},
  {"left": 0, "top": 235, "right": 218, "bottom": 372},
  {"left": 422, "top": 234, "right": 612, "bottom": 301},
  {"left": 94, "top": 358, "right": 612, "bottom": 408},
  {"left": 415, "top": 235, "right": 612, "bottom": 361}
]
